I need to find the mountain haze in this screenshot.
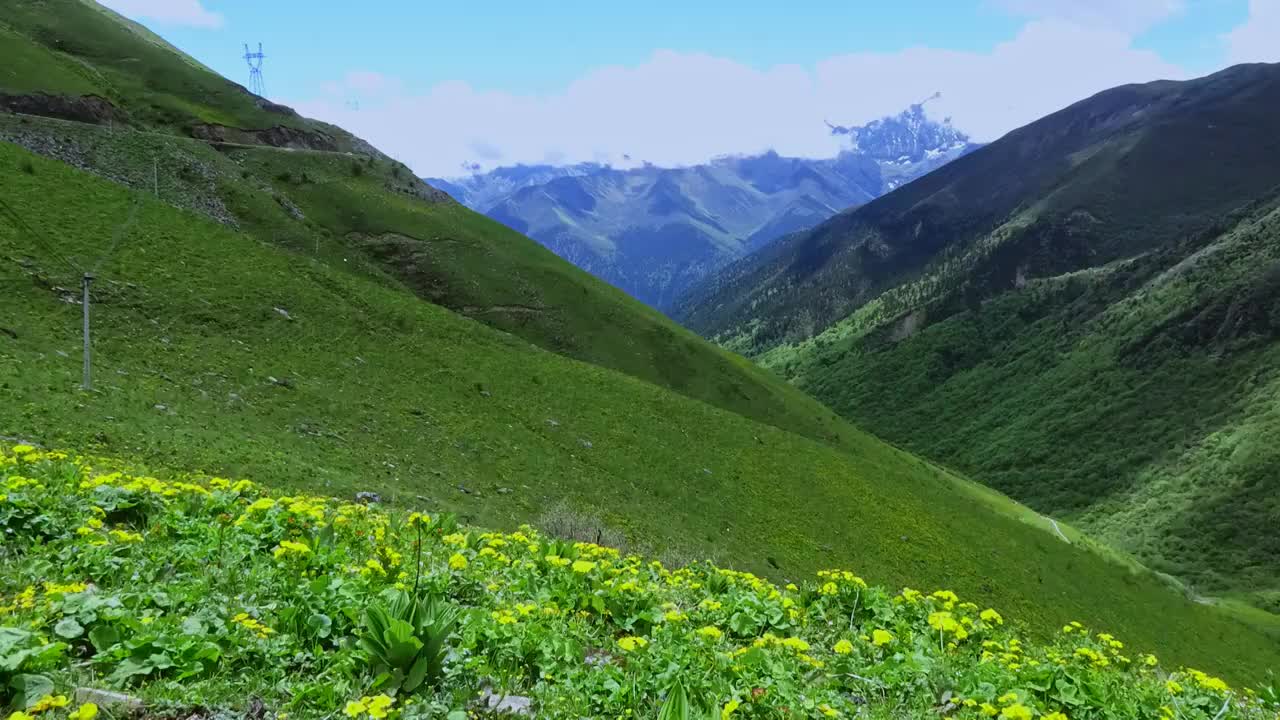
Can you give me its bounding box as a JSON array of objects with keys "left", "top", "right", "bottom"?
[
  {"left": 427, "top": 103, "right": 977, "bottom": 308},
  {"left": 680, "top": 62, "right": 1280, "bottom": 612}
]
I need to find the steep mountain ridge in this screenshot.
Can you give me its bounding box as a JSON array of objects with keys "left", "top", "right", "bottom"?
[
  {"left": 679, "top": 62, "right": 1280, "bottom": 610},
  {"left": 427, "top": 105, "right": 978, "bottom": 308}
]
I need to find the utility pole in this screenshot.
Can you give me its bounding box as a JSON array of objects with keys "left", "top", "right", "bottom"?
[{"left": 81, "top": 272, "right": 93, "bottom": 390}]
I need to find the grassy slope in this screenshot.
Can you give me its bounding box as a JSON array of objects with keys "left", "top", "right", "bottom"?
[
  {"left": 0, "top": 23, "right": 99, "bottom": 96},
  {"left": 786, "top": 203, "right": 1280, "bottom": 607},
  {"left": 223, "top": 146, "right": 857, "bottom": 448},
  {"left": 680, "top": 64, "right": 1280, "bottom": 609},
  {"left": 3, "top": 144, "right": 1280, "bottom": 683}
]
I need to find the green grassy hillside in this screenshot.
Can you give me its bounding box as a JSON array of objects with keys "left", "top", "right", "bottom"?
[
  {"left": 786, "top": 200, "right": 1280, "bottom": 609},
  {"left": 0, "top": 0, "right": 871, "bottom": 453},
  {"left": 678, "top": 63, "right": 1280, "bottom": 611},
  {"left": 0, "top": 110, "right": 856, "bottom": 457},
  {"left": 4, "top": 142, "right": 1280, "bottom": 683}
]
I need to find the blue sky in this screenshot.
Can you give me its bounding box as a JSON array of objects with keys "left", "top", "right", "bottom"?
[{"left": 100, "top": 0, "right": 1278, "bottom": 176}]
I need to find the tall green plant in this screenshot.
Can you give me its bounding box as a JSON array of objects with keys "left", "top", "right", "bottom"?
[
  {"left": 358, "top": 591, "right": 457, "bottom": 694},
  {"left": 657, "top": 681, "right": 691, "bottom": 720},
  {"left": 657, "top": 681, "right": 724, "bottom": 720}
]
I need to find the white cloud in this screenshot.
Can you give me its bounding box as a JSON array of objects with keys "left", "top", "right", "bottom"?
[
  {"left": 289, "top": 20, "right": 1186, "bottom": 177},
  {"left": 990, "top": 0, "right": 1185, "bottom": 33},
  {"left": 96, "top": 0, "right": 224, "bottom": 29},
  {"left": 1223, "top": 0, "right": 1280, "bottom": 64}
]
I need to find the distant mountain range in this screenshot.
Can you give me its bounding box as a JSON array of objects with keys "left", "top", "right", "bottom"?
[{"left": 426, "top": 102, "right": 979, "bottom": 308}]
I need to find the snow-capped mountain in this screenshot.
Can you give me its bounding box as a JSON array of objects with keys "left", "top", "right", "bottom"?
[
  {"left": 427, "top": 163, "right": 602, "bottom": 210},
  {"left": 828, "top": 94, "right": 971, "bottom": 164},
  {"left": 425, "top": 102, "right": 979, "bottom": 309}
]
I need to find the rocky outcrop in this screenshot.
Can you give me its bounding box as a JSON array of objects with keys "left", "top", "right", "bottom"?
[
  {"left": 189, "top": 123, "right": 339, "bottom": 151},
  {"left": 0, "top": 93, "right": 124, "bottom": 125}
]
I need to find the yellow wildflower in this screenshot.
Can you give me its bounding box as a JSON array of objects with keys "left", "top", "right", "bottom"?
[
  {"left": 272, "top": 539, "right": 311, "bottom": 560},
  {"left": 932, "top": 589, "right": 959, "bottom": 604},
  {"left": 30, "top": 695, "right": 70, "bottom": 712},
  {"left": 231, "top": 612, "right": 274, "bottom": 638},
  {"left": 42, "top": 582, "right": 88, "bottom": 595},
  {"left": 245, "top": 498, "right": 276, "bottom": 513},
  {"left": 928, "top": 611, "right": 961, "bottom": 634},
  {"left": 833, "top": 639, "right": 854, "bottom": 654},
  {"left": 617, "top": 636, "right": 648, "bottom": 652},
  {"left": 871, "top": 629, "right": 894, "bottom": 647},
  {"left": 571, "top": 559, "right": 596, "bottom": 574},
  {"left": 1000, "top": 705, "right": 1032, "bottom": 720},
  {"left": 365, "top": 695, "right": 394, "bottom": 719},
  {"left": 448, "top": 553, "right": 468, "bottom": 570},
  {"left": 697, "top": 626, "right": 723, "bottom": 640},
  {"left": 1187, "top": 669, "right": 1229, "bottom": 693},
  {"left": 779, "top": 636, "right": 810, "bottom": 652},
  {"left": 68, "top": 705, "right": 98, "bottom": 720}
]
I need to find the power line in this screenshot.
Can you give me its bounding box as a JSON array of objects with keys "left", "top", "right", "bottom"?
[
  {"left": 0, "top": 196, "right": 81, "bottom": 274},
  {"left": 91, "top": 197, "right": 141, "bottom": 274},
  {"left": 0, "top": 194, "right": 140, "bottom": 391}
]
